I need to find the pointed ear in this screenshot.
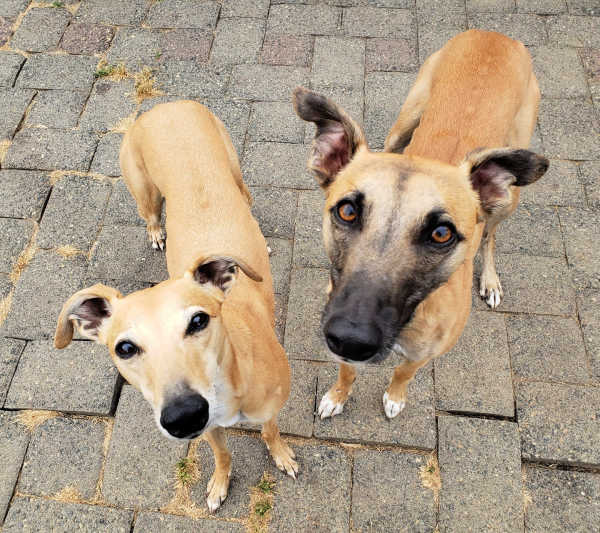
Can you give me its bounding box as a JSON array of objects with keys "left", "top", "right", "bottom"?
[
  {"left": 188, "top": 256, "right": 262, "bottom": 294},
  {"left": 55, "top": 284, "right": 122, "bottom": 349},
  {"left": 293, "top": 86, "right": 367, "bottom": 188},
  {"left": 462, "top": 148, "right": 549, "bottom": 214}
]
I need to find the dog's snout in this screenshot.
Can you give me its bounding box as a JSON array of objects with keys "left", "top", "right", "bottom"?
[
  {"left": 325, "top": 316, "right": 382, "bottom": 362},
  {"left": 160, "top": 393, "right": 209, "bottom": 439}
]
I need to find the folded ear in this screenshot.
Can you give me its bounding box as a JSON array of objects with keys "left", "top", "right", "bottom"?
[
  {"left": 293, "top": 86, "right": 367, "bottom": 188},
  {"left": 462, "top": 148, "right": 549, "bottom": 214},
  {"left": 188, "top": 256, "right": 263, "bottom": 294},
  {"left": 55, "top": 284, "right": 122, "bottom": 349}
]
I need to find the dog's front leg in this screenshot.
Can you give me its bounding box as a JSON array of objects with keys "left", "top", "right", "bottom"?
[
  {"left": 203, "top": 426, "right": 232, "bottom": 512},
  {"left": 261, "top": 418, "right": 298, "bottom": 479},
  {"left": 384, "top": 358, "right": 430, "bottom": 419},
  {"left": 317, "top": 362, "right": 357, "bottom": 419}
]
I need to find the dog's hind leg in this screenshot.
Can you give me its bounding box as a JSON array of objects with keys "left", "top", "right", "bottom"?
[
  {"left": 261, "top": 417, "right": 298, "bottom": 478},
  {"left": 384, "top": 358, "right": 430, "bottom": 419},
  {"left": 317, "top": 362, "right": 357, "bottom": 419},
  {"left": 203, "top": 427, "right": 232, "bottom": 512}
]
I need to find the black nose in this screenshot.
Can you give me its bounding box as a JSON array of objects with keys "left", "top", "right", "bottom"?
[
  {"left": 160, "top": 393, "right": 209, "bottom": 439},
  {"left": 324, "top": 317, "right": 382, "bottom": 362}
]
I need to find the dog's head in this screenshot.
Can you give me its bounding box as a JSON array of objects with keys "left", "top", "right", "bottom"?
[
  {"left": 55, "top": 257, "right": 261, "bottom": 440},
  {"left": 293, "top": 87, "right": 548, "bottom": 364}
]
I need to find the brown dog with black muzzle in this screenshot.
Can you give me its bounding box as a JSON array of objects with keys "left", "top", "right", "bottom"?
[
  {"left": 54, "top": 101, "right": 298, "bottom": 512},
  {"left": 292, "top": 30, "right": 548, "bottom": 419}
]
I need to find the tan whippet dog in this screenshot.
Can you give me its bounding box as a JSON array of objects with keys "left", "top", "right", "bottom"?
[
  {"left": 293, "top": 30, "right": 548, "bottom": 419},
  {"left": 55, "top": 101, "right": 298, "bottom": 512}
]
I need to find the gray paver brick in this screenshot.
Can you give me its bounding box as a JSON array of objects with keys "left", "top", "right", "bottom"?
[
  {"left": 418, "top": 12, "right": 467, "bottom": 63},
  {"left": 134, "top": 512, "right": 244, "bottom": 533},
  {"left": 0, "top": 52, "right": 25, "bottom": 87},
  {"left": 90, "top": 133, "right": 123, "bottom": 177},
  {"left": 343, "top": 7, "right": 414, "bottom": 38},
  {"left": 0, "top": 88, "right": 35, "bottom": 139},
  {"left": 16, "top": 54, "right": 97, "bottom": 91},
  {"left": 59, "top": 23, "right": 114, "bottom": 55},
  {"left": 223, "top": 0, "right": 270, "bottom": 18},
  {"left": 0, "top": 338, "right": 25, "bottom": 406},
  {"left": 470, "top": 14, "right": 548, "bottom": 45},
  {"left": 531, "top": 46, "right": 588, "bottom": 98},
  {"left": 524, "top": 466, "right": 600, "bottom": 533},
  {"left": 438, "top": 416, "right": 523, "bottom": 532},
  {"left": 201, "top": 98, "right": 251, "bottom": 156},
  {"left": 559, "top": 208, "right": 600, "bottom": 288},
  {"left": 366, "top": 38, "right": 419, "bottom": 72},
  {"left": 10, "top": 7, "right": 71, "bottom": 53},
  {"left": 352, "top": 450, "right": 435, "bottom": 532},
  {"left": 157, "top": 60, "right": 228, "bottom": 99},
  {"left": 1, "top": 249, "right": 88, "bottom": 339},
  {"left": 0, "top": 17, "right": 14, "bottom": 47},
  {"left": 267, "top": 4, "right": 341, "bottom": 35},
  {"left": 566, "top": 0, "right": 600, "bottom": 15},
  {"left": 315, "top": 363, "right": 437, "bottom": 449},
  {"left": 2, "top": 497, "right": 133, "bottom": 532},
  {"left": 0, "top": 0, "right": 28, "bottom": 18},
  {"left": 75, "top": 0, "right": 148, "bottom": 25},
  {"left": 26, "top": 90, "right": 87, "bottom": 129},
  {"left": 517, "top": 381, "right": 600, "bottom": 466},
  {"left": 577, "top": 290, "right": 600, "bottom": 377},
  {"left": 229, "top": 64, "right": 309, "bottom": 101},
  {"left": 267, "top": 237, "right": 293, "bottom": 295},
  {"left": 311, "top": 37, "right": 365, "bottom": 90},
  {"left": 579, "top": 161, "right": 600, "bottom": 209},
  {"left": 0, "top": 273, "right": 11, "bottom": 299},
  {"left": 79, "top": 80, "right": 137, "bottom": 133},
  {"left": 466, "top": 0, "right": 516, "bottom": 11},
  {"left": 250, "top": 186, "right": 298, "bottom": 239},
  {"left": 516, "top": 0, "right": 566, "bottom": 13},
  {"left": 210, "top": 18, "right": 265, "bottom": 66},
  {"left": 37, "top": 174, "right": 111, "bottom": 251},
  {"left": 0, "top": 218, "right": 33, "bottom": 274},
  {"left": 508, "top": 314, "right": 591, "bottom": 383},
  {"left": 435, "top": 312, "right": 514, "bottom": 417},
  {"left": 102, "top": 385, "right": 188, "bottom": 508},
  {"left": 5, "top": 340, "right": 119, "bottom": 414},
  {"left": 106, "top": 28, "right": 162, "bottom": 68},
  {"left": 18, "top": 417, "right": 105, "bottom": 500},
  {"left": 103, "top": 179, "right": 146, "bottom": 226},
  {"left": 260, "top": 34, "right": 313, "bottom": 66},
  {"left": 520, "top": 160, "right": 586, "bottom": 207},
  {"left": 248, "top": 101, "right": 305, "bottom": 143},
  {"left": 269, "top": 444, "right": 351, "bottom": 533},
  {"left": 579, "top": 47, "right": 600, "bottom": 102},
  {"left": 146, "top": 0, "right": 220, "bottom": 29},
  {"left": 547, "top": 15, "right": 600, "bottom": 47},
  {"left": 0, "top": 412, "right": 29, "bottom": 522},
  {"left": 293, "top": 189, "right": 329, "bottom": 268},
  {"left": 88, "top": 225, "right": 168, "bottom": 283}
]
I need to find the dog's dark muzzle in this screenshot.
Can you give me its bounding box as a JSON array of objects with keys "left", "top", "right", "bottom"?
[{"left": 160, "top": 393, "right": 209, "bottom": 439}]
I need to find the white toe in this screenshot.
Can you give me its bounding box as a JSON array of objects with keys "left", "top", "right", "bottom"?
[
  {"left": 318, "top": 391, "right": 345, "bottom": 419},
  {"left": 383, "top": 392, "right": 405, "bottom": 419}
]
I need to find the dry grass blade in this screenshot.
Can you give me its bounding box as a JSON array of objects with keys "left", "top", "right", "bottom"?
[
  {"left": 419, "top": 455, "right": 441, "bottom": 503},
  {"left": 17, "top": 410, "right": 59, "bottom": 432},
  {"left": 10, "top": 226, "right": 38, "bottom": 284},
  {"left": 133, "top": 66, "right": 163, "bottom": 103},
  {"left": 55, "top": 245, "right": 85, "bottom": 258},
  {"left": 54, "top": 485, "right": 83, "bottom": 503},
  {"left": 247, "top": 472, "right": 276, "bottom": 533},
  {"left": 0, "top": 291, "right": 13, "bottom": 328}
]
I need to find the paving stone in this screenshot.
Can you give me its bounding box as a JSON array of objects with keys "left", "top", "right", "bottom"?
[
  {"left": 466, "top": 0, "right": 516, "bottom": 11},
  {"left": 517, "top": 381, "right": 600, "bottom": 466},
  {"left": 566, "top": 0, "right": 600, "bottom": 15},
  {"left": 75, "top": 0, "right": 148, "bottom": 25},
  {"left": 520, "top": 160, "right": 586, "bottom": 207},
  {"left": 248, "top": 101, "right": 305, "bottom": 143},
  {"left": 516, "top": 0, "right": 566, "bottom": 13},
  {"left": 16, "top": 54, "right": 96, "bottom": 91},
  {"left": 250, "top": 186, "right": 298, "bottom": 239},
  {"left": 103, "top": 180, "right": 147, "bottom": 226},
  {"left": 579, "top": 47, "right": 600, "bottom": 102},
  {"left": 579, "top": 161, "right": 600, "bottom": 209},
  {"left": 200, "top": 98, "right": 250, "bottom": 156},
  {"left": 102, "top": 385, "right": 188, "bottom": 508},
  {"left": 435, "top": 312, "right": 514, "bottom": 417},
  {"left": 438, "top": 416, "right": 522, "bottom": 531},
  {"left": 274, "top": 291, "right": 287, "bottom": 343},
  {"left": 577, "top": 290, "right": 600, "bottom": 377},
  {"left": 547, "top": 15, "right": 600, "bottom": 47},
  {"left": 269, "top": 444, "right": 351, "bottom": 533},
  {"left": 495, "top": 204, "right": 563, "bottom": 257},
  {"left": 260, "top": 34, "right": 313, "bottom": 66},
  {"left": 10, "top": 7, "right": 71, "bottom": 53},
  {"left": 3, "top": 497, "right": 133, "bottom": 532},
  {"left": 157, "top": 60, "right": 228, "bottom": 99},
  {"left": 364, "top": 71, "right": 416, "bottom": 148},
  {"left": 0, "top": 52, "right": 24, "bottom": 87},
  {"left": 210, "top": 18, "right": 265, "bottom": 65},
  {"left": 315, "top": 363, "right": 437, "bottom": 449},
  {"left": 160, "top": 29, "right": 213, "bottom": 63},
  {"left": 1, "top": 249, "right": 88, "bottom": 339},
  {"left": 0, "top": 338, "right": 25, "bottom": 406},
  {"left": 5, "top": 339, "right": 119, "bottom": 414},
  {"left": 0, "top": 273, "right": 11, "bottom": 299},
  {"left": 229, "top": 64, "right": 309, "bottom": 101},
  {"left": 280, "top": 359, "right": 316, "bottom": 437},
  {"left": 267, "top": 237, "right": 293, "bottom": 295},
  {"left": 223, "top": 0, "right": 270, "bottom": 18},
  {"left": 559, "top": 208, "right": 600, "bottom": 288},
  {"left": 105, "top": 28, "right": 163, "bottom": 68},
  {"left": 352, "top": 450, "right": 435, "bottom": 532},
  {"left": 90, "top": 133, "right": 123, "bottom": 177},
  {"left": 469, "top": 13, "right": 547, "bottom": 45},
  {"left": 79, "top": 80, "right": 137, "bottom": 133},
  {"left": 0, "top": 88, "right": 35, "bottom": 139},
  {"left": 530, "top": 46, "right": 588, "bottom": 98},
  {"left": 146, "top": 0, "right": 219, "bottom": 29},
  {"left": 343, "top": 7, "right": 414, "bottom": 38},
  {"left": 538, "top": 99, "right": 599, "bottom": 160},
  {"left": 284, "top": 267, "right": 330, "bottom": 361},
  {"left": 472, "top": 253, "right": 576, "bottom": 315},
  {"left": 267, "top": 4, "right": 341, "bottom": 35},
  {"left": 524, "top": 466, "right": 600, "bottom": 533},
  {"left": 26, "top": 90, "right": 87, "bottom": 129},
  {"left": 418, "top": 11, "right": 467, "bottom": 63},
  {"left": 0, "top": 217, "right": 33, "bottom": 273},
  {"left": 293, "top": 189, "right": 329, "bottom": 269},
  {"left": 60, "top": 22, "right": 114, "bottom": 55},
  {"left": 508, "top": 314, "right": 591, "bottom": 383},
  {"left": 0, "top": 0, "right": 28, "bottom": 18},
  {"left": 134, "top": 512, "right": 244, "bottom": 533},
  {"left": 366, "top": 38, "right": 418, "bottom": 72},
  {"left": 88, "top": 225, "right": 168, "bottom": 283},
  {"left": 0, "top": 412, "right": 29, "bottom": 522},
  {"left": 37, "top": 174, "right": 111, "bottom": 251},
  {"left": 18, "top": 417, "right": 105, "bottom": 500},
  {"left": 311, "top": 37, "right": 365, "bottom": 89}
]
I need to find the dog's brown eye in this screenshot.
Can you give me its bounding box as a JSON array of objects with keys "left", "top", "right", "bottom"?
[
  {"left": 337, "top": 201, "right": 357, "bottom": 223},
  {"left": 431, "top": 225, "right": 453, "bottom": 244},
  {"left": 115, "top": 341, "right": 138, "bottom": 359}
]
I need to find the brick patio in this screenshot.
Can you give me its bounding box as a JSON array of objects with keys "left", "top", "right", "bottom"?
[{"left": 1, "top": 0, "right": 599, "bottom": 531}]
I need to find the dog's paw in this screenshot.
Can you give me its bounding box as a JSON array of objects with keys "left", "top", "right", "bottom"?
[
  {"left": 479, "top": 275, "right": 503, "bottom": 309},
  {"left": 206, "top": 469, "right": 230, "bottom": 513},
  {"left": 148, "top": 227, "right": 165, "bottom": 251},
  {"left": 318, "top": 389, "right": 346, "bottom": 419},
  {"left": 267, "top": 440, "right": 299, "bottom": 479},
  {"left": 383, "top": 391, "right": 406, "bottom": 419}
]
